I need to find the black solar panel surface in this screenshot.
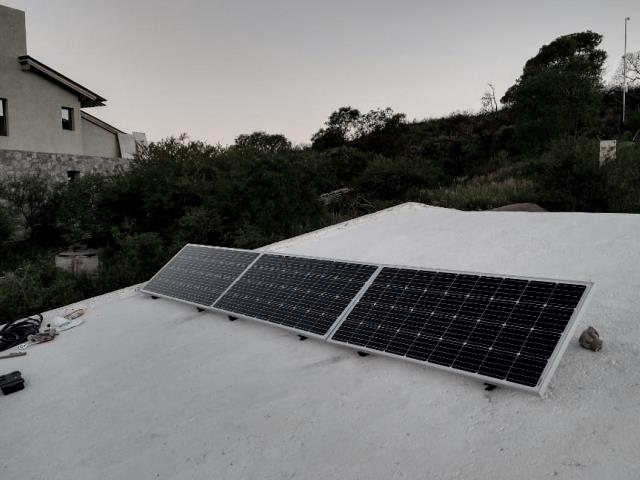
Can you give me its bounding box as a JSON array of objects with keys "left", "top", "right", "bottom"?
[
  {"left": 330, "top": 267, "right": 587, "bottom": 387},
  {"left": 143, "top": 245, "right": 259, "bottom": 306},
  {"left": 214, "top": 254, "right": 377, "bottom": 336}
]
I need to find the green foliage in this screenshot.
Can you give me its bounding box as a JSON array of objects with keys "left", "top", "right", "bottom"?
[
  {"left": 355, "top": 156, "right": 442, "bottom": 201},
  {"left": 306, "top": 147, "right": 375, "bottom": 192},
  {"left": 502, "top": 31, "right": 606, "bottom": 148},
  {"left": 311, "top": 106, "right": 361, "bottom": 149},
  {"left": 57, "top": 174, "right": 110, "bottom": 246},
  {"left": 234, "top": 131, "right": 292, "bottom": 153},
  {"left": 97, "top": 230, "right": 170, "bottom": 288},
  {"left": 420, "top": 177, "right": 538, "bottom": 211},
  {"left": 311, "top": 107, "right": 406, "bottom": 152},
  {"left": 0, "top": 206, "right": 14, "bottom": 243},
  {"left": 603, "top": 143, "right": 640, "bottom": 212},
  {"left": 0, "top": 256, "right": 96, "bottom": 324},
  {"left": 0, "top": 172, "right": 62, "bottom": 243},
  {"left": 533, "top": 138, "right": 606, "bottom": 211}
]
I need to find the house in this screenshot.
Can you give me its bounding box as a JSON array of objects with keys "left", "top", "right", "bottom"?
[
  {"left": 1, "top": 202, "right": 637, "bottom": 479},
  {"left": 0, "top": 4, "right": 145, "bottom": 180}
]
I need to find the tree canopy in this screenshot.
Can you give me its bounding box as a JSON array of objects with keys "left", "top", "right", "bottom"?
[{"left": 502, "top": 31, "right": 606, "bottom": 148}]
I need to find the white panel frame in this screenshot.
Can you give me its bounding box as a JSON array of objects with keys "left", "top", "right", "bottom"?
[
  {"left": 142, "top": 244, "right": 594, "bottom": 395},
  {"left": 326, "top": 264, "right": 594, "bottom": 396},
  {"left": 210, "top": 253, "right": 382, "bottom": 340},
  {"left": 141, "top": 244, "right": 263, "bottom": 307}
]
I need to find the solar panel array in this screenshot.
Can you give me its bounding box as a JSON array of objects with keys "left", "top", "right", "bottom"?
[
  {"left": 329, "top": 267, "right": 587, "bottom": 388},
  {"left": 214, "top": 254, "right": 377, "bottom": 336},
  {"left": 142, "top": 245, "right": 259, "bottom": 306},
  {"left": 143, "top": 244, "right": 591, "bottom": 394}
]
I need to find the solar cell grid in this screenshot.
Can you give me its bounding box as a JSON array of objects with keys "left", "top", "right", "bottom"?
[
  {"left": 214, "top": 254, "right": 377, "bottom": 336},
  {"left": 144, "top": 243, "right": 591, "bottom": 393},
  {"left": 142, "top": 245, "right": 259, "bottom": 306},
  {"left": 330, "top": 266, "right": 588, "bottom": 389}
]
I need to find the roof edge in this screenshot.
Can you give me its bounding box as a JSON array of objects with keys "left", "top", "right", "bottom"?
[
  {"left": 80, "top": 110, "right": 126, "bottom": 135},
  {"left": 261, "top": 202, "right": 434, "bottom": 252},
  {"left": 18, "top": 55, "right": 106, "bottom": 107}
]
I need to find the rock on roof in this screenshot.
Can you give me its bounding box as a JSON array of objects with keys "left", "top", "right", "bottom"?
[{"left": 2, "top": 202, "right": 639, "bottom": 479}]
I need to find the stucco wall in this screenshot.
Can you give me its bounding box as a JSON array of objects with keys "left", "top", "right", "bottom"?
[
  {"left": 81, "top": 117, "right": 121, "bottom": 158},
  {"left": 0, "top": 5, "right": 92, "bottom": 155},
  {"left": 0, "top": 149, "right": 130, "bottom": 183}
]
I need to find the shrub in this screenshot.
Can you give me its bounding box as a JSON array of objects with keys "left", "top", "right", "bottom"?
[
  {"left": 420, "top": 177, "right": 539, "bottom": 210},
  {"left": 603, "top": 143, "right": 640, "bottom": 212}
]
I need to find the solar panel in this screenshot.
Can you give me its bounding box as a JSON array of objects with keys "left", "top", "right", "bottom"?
[
  {"left": 142, "top": 245, "right": 259, "bottom": 307},
  {"left": 213, "top": 254, "right": 378, "bottom": 337},
  {"left": 328, "top": 267, "right": 591, "bottom": 393}
]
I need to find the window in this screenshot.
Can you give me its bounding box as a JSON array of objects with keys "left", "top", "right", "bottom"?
[
  {"left": 61, "top": 107, "right": 74, "bottom": 130},
  {"left": 0, "top": 98, "right": 7, "bottom": 136},
  {"left": 67, "top": 170, "right": 81, "bottom": 182}
]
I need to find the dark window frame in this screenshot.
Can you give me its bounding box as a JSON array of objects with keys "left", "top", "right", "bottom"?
[
  {"left": 0, "top": 98, "right": 8, "bottom": 136},
  {"left": 61, "top": 106, "right": 74, "bottom": 131}
]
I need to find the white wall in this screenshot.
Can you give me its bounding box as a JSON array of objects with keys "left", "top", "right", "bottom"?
[{"left": 81, "top": 117, "right": 121, "bottom": 158}]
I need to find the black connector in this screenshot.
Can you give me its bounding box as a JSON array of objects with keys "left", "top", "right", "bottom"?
[{"left": 0, "top": 371, "right": 24, "bottom": 395}]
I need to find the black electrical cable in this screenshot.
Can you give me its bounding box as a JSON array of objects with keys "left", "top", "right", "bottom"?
[{"left": 0, "top": 314, "right": 43, "bottom": 352}]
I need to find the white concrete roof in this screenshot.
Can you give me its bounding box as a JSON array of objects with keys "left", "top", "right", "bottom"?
[{"left": 2, "top": 202, "right": 639, "bottom": 479}]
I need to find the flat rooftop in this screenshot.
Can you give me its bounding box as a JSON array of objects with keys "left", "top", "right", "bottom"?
[{"left": 2, "top": 203, "right": 639, "bottom": 479}]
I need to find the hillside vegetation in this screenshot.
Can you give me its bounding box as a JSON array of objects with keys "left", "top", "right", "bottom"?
[{"left": 1, "top": 31, "right": 640, "bottom": 323}]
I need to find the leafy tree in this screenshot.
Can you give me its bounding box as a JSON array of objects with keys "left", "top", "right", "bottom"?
[
  {"left": 502, "top": 31, "right": 606, "bottom": 148},
  {"left": 234, "top": 131, "right": 292, "bottom": 152},
  {"left": 0, "top": 172, "right": 61, "bottom": 243},
  {"left": 311, "top": 106, "right": 361, "bottom": 149},
  {"left": 311, "top": 106, "right": 407, "bottom": 154},
  {"left": 57, "top": 174, "right": 110, "bottom": 246}
]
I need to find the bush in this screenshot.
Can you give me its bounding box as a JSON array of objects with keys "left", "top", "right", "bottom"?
[
  {"left": 97, "top": 230, "right": 170, "bottom": 290},
  {"left": 355, "top": 156, "right": 442, "bottom": 201},
  {"left": 603, "top": 143, "right": 640, "bottom": 212},
  {"left": 0, "top": 172, "right": 62, "bottom": 243},
  {"left": 420, "top": 177, "right": 539, "bottom": 210},
  {"left": 0, "top": 206, "right": 14, "bottom": 244},
  {"left": 0, "top": 256, "right": 96, "bottom": 324},
  {"left": 534, "top": 138, "right": 606, "bottom": 211}
]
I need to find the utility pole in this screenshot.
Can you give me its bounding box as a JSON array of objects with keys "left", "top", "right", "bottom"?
[{"left": 623, "top": 17, "right": 630, "bottom": 125}]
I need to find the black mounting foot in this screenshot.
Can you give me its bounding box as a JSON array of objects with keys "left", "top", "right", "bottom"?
[
  {"left": 298, "top": 335, "right": 308, "bottom": 341},
  {"left": 357, "top": 351, "right": 369, "bottom": 357},
  {"left": 197, "top": 307, "right": 205, "bottom": 312},
  {"left": 228, "top": 316, "right": 238, "bottom": 322},
  {"left": 484, "top": 383, "right": 497, "bottom": 391},
  {"left": 151, "top": 295, "right": 158, "bottom": 300}
]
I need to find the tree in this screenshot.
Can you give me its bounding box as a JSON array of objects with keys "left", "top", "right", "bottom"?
[
  {"left": 234, "top": 131, "right": 292, "bottom": 153},
  {"left": 311, "top": 106, "right": 406, "bottom": 152},
  {"left": 611, "top": 50, "right": 640, "bottom": 88},
  {"left": 480, "top": 83, "right": 499, "bottom": 113},
  {"left": 311, "top": 106, "right": 361, "bottom": 149},
  {"left": 0, "top": 172, "right": 61, "bottom": 242},
  {"left": 502, "top": 31, "right": 606, "bottom": 148}
]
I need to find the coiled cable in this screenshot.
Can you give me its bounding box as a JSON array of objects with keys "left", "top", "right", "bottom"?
[{"left": 0, "top": 314, "right": 43, "bottom": 352}]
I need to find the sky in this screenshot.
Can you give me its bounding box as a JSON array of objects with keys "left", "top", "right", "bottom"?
[{"left": 2, "top": 0, "right": 638, "bottom": 145}]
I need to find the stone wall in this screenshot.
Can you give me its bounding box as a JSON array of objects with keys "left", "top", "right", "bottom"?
[{"left": 0, "top": 149, "right": 130, "bottom": 182}]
